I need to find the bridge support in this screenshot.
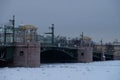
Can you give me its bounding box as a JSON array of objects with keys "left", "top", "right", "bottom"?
[
  {"left": 13, "top": 42, "right": 40, "bottom": 67},
  {"left": 113, "top": 54, "right": 120, "bottom": 60},
  {"left": 77, "top": 47, "right": 93, "bottom": 63}
]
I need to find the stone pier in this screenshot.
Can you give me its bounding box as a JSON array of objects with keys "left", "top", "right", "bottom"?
[
  {"left": 13, "top": 42, "right": 40, "bottom": 67},
  {"left": 77, "top": 47, "right": 93, "bottom": 63}
]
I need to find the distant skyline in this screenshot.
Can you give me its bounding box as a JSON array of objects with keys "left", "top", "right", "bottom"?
[{"left": 0, "top": 0, "right": 120, "bottom": 43}]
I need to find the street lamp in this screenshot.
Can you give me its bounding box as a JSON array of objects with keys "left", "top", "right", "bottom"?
[{"left": 45, "top": 24, "right": 54, "bottom": 45}]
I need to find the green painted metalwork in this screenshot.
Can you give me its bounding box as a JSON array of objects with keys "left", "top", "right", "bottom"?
[
  {"left": 41, "top": 46, "right": 78, "bottom": 59},
  {"left": 5, "top": 46, "right": 14, "bottom": 61},
  {"left": 0, "top": 46, "right": 14, "bottom": 61}
]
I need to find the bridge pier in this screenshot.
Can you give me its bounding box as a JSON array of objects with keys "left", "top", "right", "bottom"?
[
  {"left": 13, "top": 42, "right": 40, "bottom": 67},
  {"left": 113, "top": 54, "right": 120, "bottom": 60},
  {"left": 77, "top": 47, "right": 93, "bottom": 63}
]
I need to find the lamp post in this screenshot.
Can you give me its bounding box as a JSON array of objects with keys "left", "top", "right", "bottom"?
[
  {"left": 9, "top": 15, "right": 15, "bottom": 43},
  {"left": 100, "top": 39, "right": 105, "bottom": 61},
  {"left": 80, "top": 32, "right": 84, "bottom": 47},
  {"left": 12, "top": 15, "right": 15, "bottom": 43},
  {"left": 4, "top": 25, "right": 6, "bottom": 45},
  {"left": 45, "top": 24, "right": 54, "bottom": 45}
]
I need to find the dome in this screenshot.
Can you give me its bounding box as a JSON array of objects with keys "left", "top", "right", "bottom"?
[{"left": 19, "top": 24, "right": 37, "bottom": 30}]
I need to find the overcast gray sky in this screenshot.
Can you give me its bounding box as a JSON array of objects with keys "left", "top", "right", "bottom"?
[{"left": 0, "top": 0, "right": 120, "bottom": 43}]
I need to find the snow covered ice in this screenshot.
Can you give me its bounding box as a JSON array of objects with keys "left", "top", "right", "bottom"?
[{"left": 0, "top": 60, "right": 120, "bottom": 80}]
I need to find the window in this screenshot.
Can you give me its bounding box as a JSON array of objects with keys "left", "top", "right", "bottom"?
[
  {"left": 81, "top": 52, "right": 84, "bottom": 56},
  {"left": 20, "top": 51, "right": 24, "bottom": 56}
]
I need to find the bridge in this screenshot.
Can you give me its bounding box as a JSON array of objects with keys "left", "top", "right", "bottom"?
[
  {"left": 0, "top": 42, "right": 114, "bottom": 65},
  {"left": 0, "top": 44, "right": 113, "bottom": 66},
  {"left": 0, "top": 42, "right": 93, "bottom": 67},
  {"left": 40, "top": 42, "right": 93, "bottom": 64},
  {"left": 41, "top": 46, "right": 114, "bottom": 63},
  {"left": 0, "top": 17, "right": 118, "bottom": 67},
  {"left": 93, "top": 51, "right": 114, "bottom": 61},
  {"left": 0, "top": 45, "right": 14, "bottom": 67},
  {"left": 41, "top": 44, "right": 78, "bottom": 63}
]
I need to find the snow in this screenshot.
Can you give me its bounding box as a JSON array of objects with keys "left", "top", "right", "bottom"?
[{"left": 0, "top": 61, "right": 120, "bottom": 80}]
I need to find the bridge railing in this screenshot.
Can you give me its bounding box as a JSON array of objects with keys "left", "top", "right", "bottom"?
[{"left": 41, "top": 42, "right": 94, "bottom": 49}]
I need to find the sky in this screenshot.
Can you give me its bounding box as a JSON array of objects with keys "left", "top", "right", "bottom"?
[{"left": 0, "top": 0, "right": 120, "bottom": 43}]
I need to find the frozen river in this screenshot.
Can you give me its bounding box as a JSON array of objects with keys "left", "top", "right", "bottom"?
[{"left": 0, "top": 60, "right": 120, "bottom": 80}]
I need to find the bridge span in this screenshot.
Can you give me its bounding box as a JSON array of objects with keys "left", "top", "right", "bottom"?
[
  {"left": 0, "top": 42, "right": 115, "bottom": 67},
  {"left": 41, "top": 46, "right": 78, "bottom": 63},
  {"left": 40, "top": 43, "right": 93, "bottom": 63}
]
